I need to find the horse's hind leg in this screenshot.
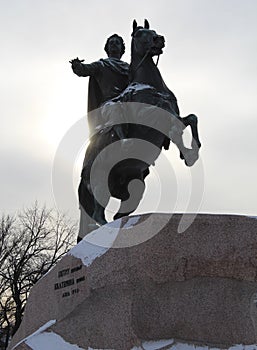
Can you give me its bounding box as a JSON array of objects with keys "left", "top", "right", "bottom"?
[
  {"left": 78, "top": 205, "right": 99, "bottom": 242},
  {"left": 78, "top": 178, "right": 107, "bottom": 241},
  {"left": 113, "top": 178, "right": 145, "bottom": 221},
  {"left": 78, "top": 178, "right": 103, "bottom": 241},
  {"left": 91, "top": 184, "right": 109, "bottom": 225}
]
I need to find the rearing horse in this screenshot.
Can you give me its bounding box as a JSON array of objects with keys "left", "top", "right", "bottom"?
[
  {"left": 77, "top": 20, "right": 201, "bottom": 241},
  {"left": 127, "top": 19, "right": 201, "bottom": 164}
]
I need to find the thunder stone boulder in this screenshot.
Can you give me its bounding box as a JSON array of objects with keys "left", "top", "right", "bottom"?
[{"left": 8, "top": 214, "right": 257, "bottom": 350}]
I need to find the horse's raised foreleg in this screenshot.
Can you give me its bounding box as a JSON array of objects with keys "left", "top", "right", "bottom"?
[
  {"left": 182, "top": 114, "right": 201, "bottom": 149},
  {"left": 169, "top": 119, "right": 199, "bottom": 167},
  {"left": 179, "top": 114, "right": 201, "bottom": 166}
]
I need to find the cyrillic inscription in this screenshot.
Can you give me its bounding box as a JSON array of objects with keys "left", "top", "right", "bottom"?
[
  {"left": 55, "top": 264, "right": 86, "bottom": 298},
  {"left": 54, "top": 278, "right": 74, "bottom": 290},
  {"left": 58, "top": 268, "right": 70, "bottom": 278},
  {"left": 76, "top": 276, "right": 85, "bottom": 284}
]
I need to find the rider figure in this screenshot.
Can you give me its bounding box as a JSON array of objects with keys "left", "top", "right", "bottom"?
[
  {"left": 70, "top": 34, "right": 129, "bottom": 138},
  {"left": 70, "top": 35, "right": 129, "bottom": 239}
]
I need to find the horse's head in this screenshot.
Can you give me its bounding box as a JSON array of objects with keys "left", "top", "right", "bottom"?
[{"left": 131, "top": 19, "right": 165, "bottom": 58}]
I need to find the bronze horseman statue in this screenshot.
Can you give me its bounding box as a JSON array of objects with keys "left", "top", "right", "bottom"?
[{"left": 70, "top": 20, "right": 201, "bottom": 241}]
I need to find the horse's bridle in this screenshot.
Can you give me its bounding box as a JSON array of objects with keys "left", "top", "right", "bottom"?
[
  {"left": 133, "top": 49, "right": 160, "bottom": 76},
  {"left": 131, "top": 26, "right": 161, "bottom": 80}
]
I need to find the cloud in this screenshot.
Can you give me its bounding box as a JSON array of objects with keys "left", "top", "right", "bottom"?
[
  {"left": 1, "top": 0, "right": 256, "bottom": 217},
  {"left": 0, "top": 149, "right": 53, "bottom": 214}
]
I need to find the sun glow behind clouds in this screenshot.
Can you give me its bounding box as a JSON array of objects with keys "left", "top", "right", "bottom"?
[{"left": 41, "top": 72, "right": 88, "bottom": 151}]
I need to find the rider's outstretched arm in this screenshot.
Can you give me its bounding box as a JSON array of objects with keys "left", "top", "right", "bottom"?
[{"left": 70, "top": 58, "right": 102, "bottom": 77}]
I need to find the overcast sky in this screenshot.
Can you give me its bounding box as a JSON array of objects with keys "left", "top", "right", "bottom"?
[{"left": 1, "top": 0, "right": 257, "bottom": 221}]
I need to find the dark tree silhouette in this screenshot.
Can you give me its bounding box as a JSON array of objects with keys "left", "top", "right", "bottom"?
[{"left": 0, "top": 203, "right": 77, "bottom": 349}]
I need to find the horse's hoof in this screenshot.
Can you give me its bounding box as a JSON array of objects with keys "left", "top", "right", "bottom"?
[
  {"left": 183, "top": 149, "right": 199, "bottom": 167},
  {"left": 113, "top": 212, "right": 129, "bottom": 221}
]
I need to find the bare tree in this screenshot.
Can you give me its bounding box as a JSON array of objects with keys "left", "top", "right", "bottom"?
[
  {"left": 0, "top": 215, "right": 16, "bottom": 349},
  {"left": 0, "top": 203, "right": 77, "bottom": 349}
]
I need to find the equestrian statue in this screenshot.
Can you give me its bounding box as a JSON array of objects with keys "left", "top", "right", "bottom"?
[{"left": 70, "top": 20, "right": 201, "bottom": 241}]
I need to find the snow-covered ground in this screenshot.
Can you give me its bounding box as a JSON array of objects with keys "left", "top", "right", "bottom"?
[{"left": 12, "top": 323, "right": 257, "bottom": 350}]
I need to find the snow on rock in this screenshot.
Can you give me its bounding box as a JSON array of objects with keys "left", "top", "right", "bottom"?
[
  {"left": 168, "top": 343, "right": 218, "bottom": 350},
  {"left": 85, "top": 218, "right": 122, "bottom": 248},
  {"left": 228, "top": 346, "right": 257, "bottom": 350},
  {"left": 68, "top": 239, "right": 108, "bottom": 267},
  {"left": 122, "top": 216, "right": 140, "bottom": 229},
  {"left": 11, "top": 320, "right": 257, "bottom": 350},
  {"left": 12, "top": 320, "right": 56, "bottom": 349},
  {"left": 68, "top": 219, "right": 122, "bottom": 266},
  {"left": 140, "top": 339, "right": 175, "bottom": 349},
  {"left": 68, "top": 216, "right": 141, "bottom": 266},
  {"left": 248, "top": 216, "right": 257, "bottom": 220},
  {"left": 25, "top": 331, "right": 84, "bottom": 350},
  {"left": 14, "top": 332, "right": 257, "bottom": 350}
]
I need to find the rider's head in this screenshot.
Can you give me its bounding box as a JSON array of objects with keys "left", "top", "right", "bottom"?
[{"left": 104, "top": 34, "right": 125, "bottom": 59}]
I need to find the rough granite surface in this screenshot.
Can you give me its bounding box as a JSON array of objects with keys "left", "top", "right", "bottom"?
[{"left": 8, "top": 214, "right": 257, "bottom": 350}]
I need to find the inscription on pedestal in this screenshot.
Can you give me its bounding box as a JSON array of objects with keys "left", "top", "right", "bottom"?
[
  {"left": 54, "top": 278, "right": 74, "bottom": 290},
  {"left": 55, "top": 264, "right": 86, "bottom": 298},
  {"left": 58, "top": 268, "right": 70, "bottom": 278}
]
